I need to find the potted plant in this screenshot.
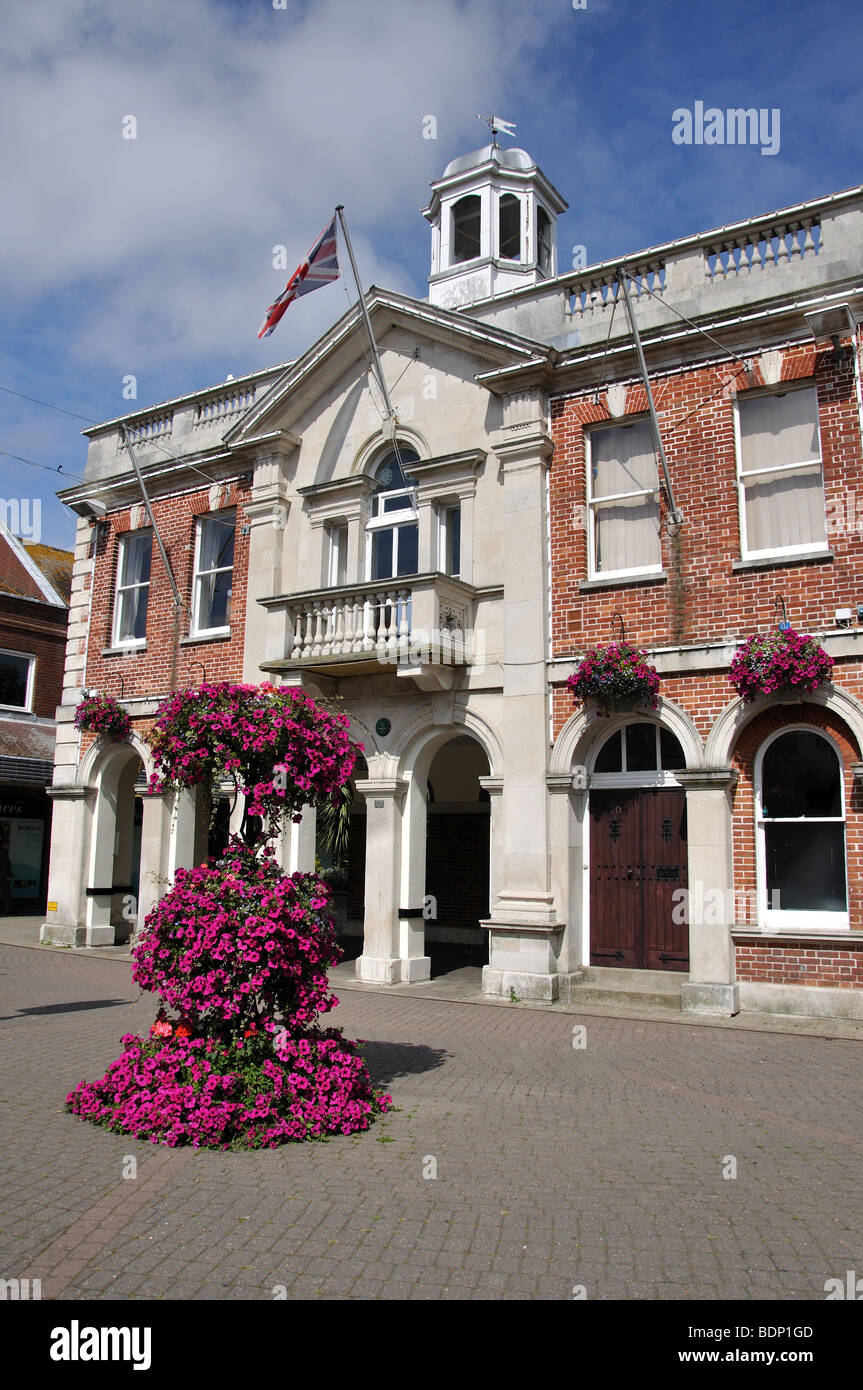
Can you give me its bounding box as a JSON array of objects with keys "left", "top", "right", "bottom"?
[
  {"left": 567, "top": 641, "right": 660, "bottom": 717},
  {"left": 73, "top": 691, "right": 132, "bottom": 740},
  {"left": 729, "top": 628, "right": 833, "bottom": 703}
]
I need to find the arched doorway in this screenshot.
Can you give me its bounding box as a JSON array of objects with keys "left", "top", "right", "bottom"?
[
  {"left": 87, "top": 744, "right": 145, "bottom": 944},
  {"left": 588, "top": 720, "right": 688, "bottom": 970},
  {"left": 424, "top": 735, "right": 490, "bottom": 974}
]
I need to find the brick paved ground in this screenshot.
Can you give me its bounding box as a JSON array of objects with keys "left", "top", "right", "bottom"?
[{"left": 2, "top": 942, "right": 862, "bottom": 1301}]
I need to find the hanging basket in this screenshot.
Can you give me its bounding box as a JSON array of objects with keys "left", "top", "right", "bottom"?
[
  {"left": 74, "top": 692, "right": 132, "bottom": 740},
  {"left": 729, "top": 628, "right": 833, "bottom": 704},
  {"left": 567, "top": 642, "right": 660, "bottom": 718}
]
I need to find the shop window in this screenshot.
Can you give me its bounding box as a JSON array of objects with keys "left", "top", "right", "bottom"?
[
  {"left": 587, "top": 420, "right": 662, "bottom": 579},
  {"left": 757, "top": 728, "right": 847, "bottom": 925},
  {"left": 112, "top": 530, "right": 152, "bottom": 647},
  {"left": 736, "top": 386, "right": 827, "bottom": 559},
  {"left": 192, "top": 511, "right": 235, "bottom": 635}
]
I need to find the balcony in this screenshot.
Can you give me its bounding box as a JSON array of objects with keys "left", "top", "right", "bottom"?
[{"left": 260, "top": 573, "right": 479, "bottom": 686}]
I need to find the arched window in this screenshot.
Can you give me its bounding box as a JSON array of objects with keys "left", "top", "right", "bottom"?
[
  {"left": 452, "top": 195, "right": 481, "bottom": 264},
  {"left": 537, "top": 207, "right": 552, "bottom": 275},
  {"left": 757, "top": 728, "right": 847, "bottom": 926},
  {"left": 593, "top": 722, "right": 685, "bottom": 778},
  {"left": 499, "top": 194, "right": 521, "bottom": 260},
  {"left": 366, "top": 446, "right": 420, "bottom": 581}
]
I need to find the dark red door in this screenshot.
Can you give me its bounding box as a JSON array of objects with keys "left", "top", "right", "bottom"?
[{"left": 590, "top": 788, "right": 689, "bottom": 970}]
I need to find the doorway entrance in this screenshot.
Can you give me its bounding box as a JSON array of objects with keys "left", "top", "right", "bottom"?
[{"left": 588, "top": 720, "right": 689, "bottom": 971}]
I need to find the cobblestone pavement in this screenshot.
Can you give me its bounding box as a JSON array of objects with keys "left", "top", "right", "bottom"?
[{"left": 2, "top": 942, "right": 862, "bottom": 1301}]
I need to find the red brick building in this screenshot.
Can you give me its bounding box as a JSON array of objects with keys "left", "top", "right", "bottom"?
[
  {"left": 0, "top": 524, "right": 72, "bottom": 911},
  {"left": 545, "top": 267, "right": 863, "bottom": 1016}
]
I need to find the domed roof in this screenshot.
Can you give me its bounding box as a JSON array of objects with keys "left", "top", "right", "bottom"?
[{"left": 442, "top": 144, "right": 536, "bottom": 179}]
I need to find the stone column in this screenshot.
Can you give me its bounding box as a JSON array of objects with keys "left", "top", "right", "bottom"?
[
  {"left": 478, "top": 775, "right": 503, "bottom": 913},
  {"left": 137, "top": 790, "right": 172, "bottom": 930},
  {"left": 40, "top": 787, "right": 95, "bottom": 947},
  {"left": 399, "top": 773, "right": 432, "bottom": 981},
  {"left": 481, "top": 410, "right": 563, "bottom": 1001},
  {"left": 277, "top": 805, "right": 317, "bottom": 874},
  {"left": 354, "top": 777, "right": 410, "bottom": 983},
  {"left": 677, "top": 768, "right": 740, "bottom": 1015},
  {"left": 547, "top": 772, "right": 589, "bottom": 979}
]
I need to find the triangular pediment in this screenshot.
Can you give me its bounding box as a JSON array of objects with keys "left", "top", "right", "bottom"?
[{"left": 224, "top": 287, "right": 550, "bottom": 448}]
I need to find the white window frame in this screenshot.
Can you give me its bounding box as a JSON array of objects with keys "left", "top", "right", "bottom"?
[
  {"left": 111, "top": 530, "right": 152, "bottom": 649},
  {"left": 327, "top": 523, "right": 348, "bottom": 587},
  {"left": 733, "top": 382, "right": 828, "bottom": 562},
  {"left": 754, "top": 725, "right": 849, "bottom": 932},
  {"left": 0, "top": 648, "right": 35, "bottom": 712},
  {"left": 586, "top": 420, "right": 663, "bottom": 581},
  {"left": 588, "top": 719, "right": 685, "bottom": 789},
  {"left": 191, "top": 510, "right": 235, "bottom": 637},
  {"left": 365, "top": 486, "right": 419, "bottom": 581},
  {"left": 438, "top": 503, "right": 461, "bottom": 577}
]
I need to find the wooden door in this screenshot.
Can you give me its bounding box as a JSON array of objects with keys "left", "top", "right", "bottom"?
[{"left": 589, "top": 788, "right": 689, "bottom": 970}]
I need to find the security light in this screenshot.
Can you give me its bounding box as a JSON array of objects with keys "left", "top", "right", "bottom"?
[{"left": 804, "top": 304, "right": 857, "bottom": 359}]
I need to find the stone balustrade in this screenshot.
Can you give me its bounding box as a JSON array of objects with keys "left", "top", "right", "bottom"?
[{"left": 289, "top": 585, "right": 413, "bottom": 660}]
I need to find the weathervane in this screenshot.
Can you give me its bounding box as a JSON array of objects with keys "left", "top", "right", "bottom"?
[{"left": 476, "top": 114, "right": 517, "bottom": 147}]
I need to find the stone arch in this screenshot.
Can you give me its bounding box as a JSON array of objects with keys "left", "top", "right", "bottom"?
[
  {"left": 706, "top": 684, "right": 863, "bottom": 767},
  {"left": 351, "top": 425, "right": 431, "bottom": 476},
  {"left": 550, "top": 696, "right": 704, "bottom": 777},
  {"left": 389, "top": 700, "right": 503, "bottom": 780},
  {"left": 78, "top": 730, "right": 153, "bottom": 789}
]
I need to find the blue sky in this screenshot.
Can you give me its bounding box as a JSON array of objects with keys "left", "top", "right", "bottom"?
[{"left": 1, "top": 0, "right": 861, "bottom": 550}]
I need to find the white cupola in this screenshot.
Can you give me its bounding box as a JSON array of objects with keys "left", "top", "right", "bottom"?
[{"left": 421, "top": 144, "right": 568, "bottom": 310}]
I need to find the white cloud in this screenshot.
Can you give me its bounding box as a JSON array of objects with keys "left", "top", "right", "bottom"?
[{"left": 0, "top": 0, "right": 563, "bottom": 370}]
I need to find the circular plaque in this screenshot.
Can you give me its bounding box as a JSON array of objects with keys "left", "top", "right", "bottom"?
[{"left": 375, "top": 717, "right": 391, "bottom": 737}]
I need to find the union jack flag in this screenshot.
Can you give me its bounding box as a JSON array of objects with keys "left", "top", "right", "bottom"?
[{"left": 257, "top": 215, "right": 340, "bottom": 338}]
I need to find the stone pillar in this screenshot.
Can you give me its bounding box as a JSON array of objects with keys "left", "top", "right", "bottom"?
[
  {"left": 354, "top": 777, "right": 411, "bottom": 983},
  {"left": 677, "top": 768, "right": 740, "bottom": 1015},
  {"left": 40, "top": 787, "right": 95, "bottom": 947},
  {"left": 547, "top": 772, "right": 588, "bottom": 978},
  {"left": 417, "top": 500, "right": 435, "bottom": 574},
  {"left": 478, "top": 776, "right": 503, "bottom": 914},
  {"left": 277, "top": 805, "right": 317, "bottom": 874},
  {"left": 399, "top": 773, "right": 432, "bottom": 982},
  {"left": 481, "top": 413, "right": 563, "bottom": 1001},
  {"left": 137, "top": 790, "right": 172, "bottom": 930}
]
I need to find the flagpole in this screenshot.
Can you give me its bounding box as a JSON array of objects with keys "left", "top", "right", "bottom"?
[{"left": 335, "top": 205, "right": 397, "bottom": 425}]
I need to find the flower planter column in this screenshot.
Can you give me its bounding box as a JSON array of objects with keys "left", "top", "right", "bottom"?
[{"left": 677, "top": 768, "right": 740, "bottom": 1015}]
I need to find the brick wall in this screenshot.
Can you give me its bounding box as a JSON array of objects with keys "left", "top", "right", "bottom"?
[
  {"left": 735, "top": 937, "right": 863, "bottom": 989},
  {"left": 0, "top": 595, "right": 68, "bottom": 718},
  {"left": 549, "top": 343, "right": 860, "bottom": 684},
  {"left": 84, "top": 481, "right": 251, "bottom": 701}
]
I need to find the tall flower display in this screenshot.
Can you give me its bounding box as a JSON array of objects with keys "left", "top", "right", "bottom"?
[
  {"left": 66, "top": 682, "right": 392, "bottom": 1148},
  {"left": 567, "top": 641, "right": 660, "bottom": 717},
  {"left": 729, "top": 629, "right": 833, "bottom": 703}
]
